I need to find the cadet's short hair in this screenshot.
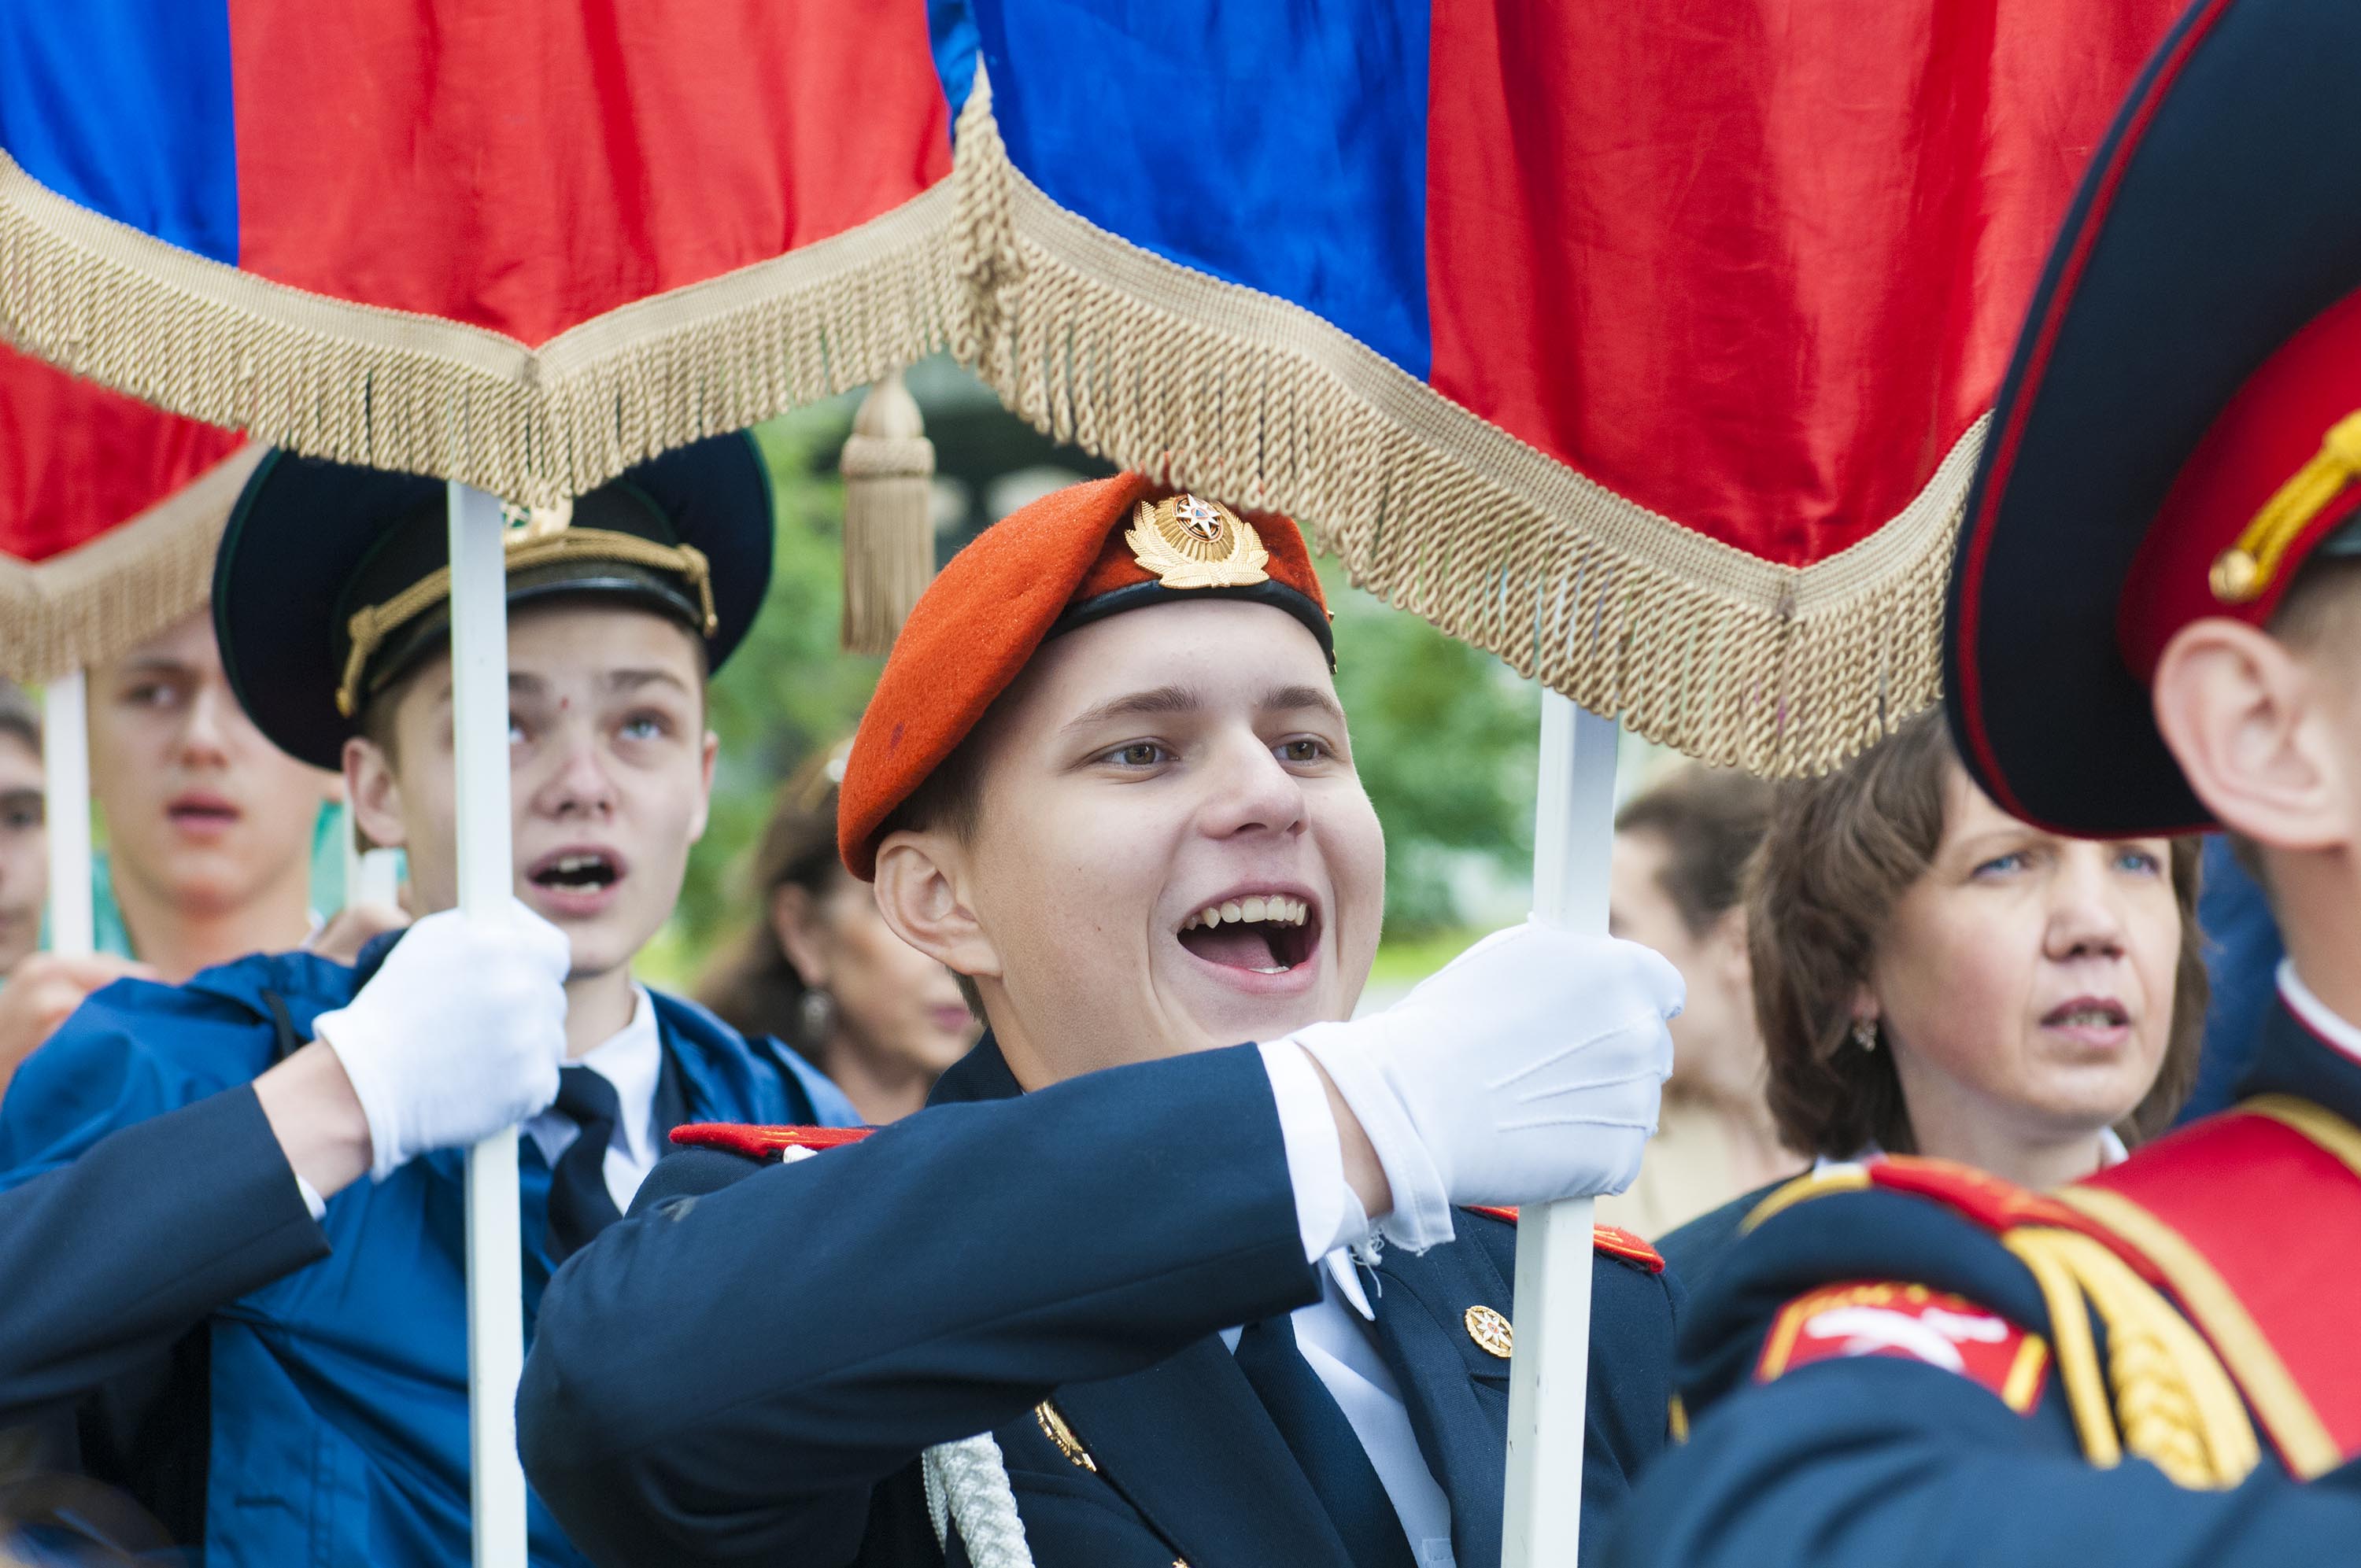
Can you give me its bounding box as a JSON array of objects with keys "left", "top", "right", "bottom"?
[
  {"left": 0, "top": 681, "right": 39, "bottom": 758},
  {"left": 1613, "top": 766, "right": 1772, "bottom": 936},
  {"left": 1751, "top": 708, "right": 2208, "bottom": 1162}
]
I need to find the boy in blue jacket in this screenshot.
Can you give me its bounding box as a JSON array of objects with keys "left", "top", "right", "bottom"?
[{"left": 0, "top": 434, "right": 855, "bottom": 1566}]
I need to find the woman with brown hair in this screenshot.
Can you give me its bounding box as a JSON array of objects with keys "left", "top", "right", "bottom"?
[
  {"left": 696, "top": 742, "right": 980, "bottom": 1123},
  {"left": 1658, "top": 707, "right": 2206, "bottom": 1280}
]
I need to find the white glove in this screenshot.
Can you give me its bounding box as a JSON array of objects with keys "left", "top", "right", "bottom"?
[
  {"left": 312, "top": 901, "right": 571, "bottom": 1181},
  {"left": 1289, "top": 921, "right": 1681, "bottom": 1252}
]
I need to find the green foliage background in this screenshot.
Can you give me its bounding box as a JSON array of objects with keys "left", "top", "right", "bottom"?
[{"left": 643, "top": 406, "right": 1540, "bottom": 986}]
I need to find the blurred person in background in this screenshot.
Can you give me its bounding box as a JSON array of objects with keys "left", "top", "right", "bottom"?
[
  {"left": 0, "top": 684, "right": 46, "bottom": 982},
  {"left": 698, "top": 741, "right": 981, "bottom": 1124},
  {"left": 1602, "top": 765, "right": 1798, "bottom": 1238},
  {"left": 83, "top": 612, "right": 351, "bottom": 983},
  {"left": 0, "top": 682, "right": 149, "bottom": 1101},
  {"left": 1659, "top": 709, "right": 2205, "bottom": 1282}
]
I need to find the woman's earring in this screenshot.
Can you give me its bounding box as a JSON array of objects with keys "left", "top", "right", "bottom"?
[
  {"left": 797, "top": 987, "right": 840, "bottom": 1046},
  {"left": 1852, "top": 1016, "right": 1879, "bottom": 1053}
]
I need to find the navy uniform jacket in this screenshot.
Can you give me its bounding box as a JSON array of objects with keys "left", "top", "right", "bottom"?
[
  {"left": 521, "top": 1032, "right": 1679, "bottom": 1568},
  {"left": 1606, "top": 996, "right": 2361, "bottom": 1568},
  {"left": 0, "top": 935, "right": 854, "bottom": 1566}
]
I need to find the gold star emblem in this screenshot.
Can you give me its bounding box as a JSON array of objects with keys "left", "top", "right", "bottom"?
[
  {"left": 1125, "top": 493, "right": 1270, "bottom": 590},
  {"left": 1465, "top": 1304, "right": 1513, "bottom": 1359}
]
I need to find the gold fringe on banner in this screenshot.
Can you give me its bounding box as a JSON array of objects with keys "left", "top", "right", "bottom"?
[
  {"left": 940, "top": 65, "right": 1974, "bottom": 779},
  {"left": 0, "top": 445, "right": 264, "bottom": 681},
  {"left": 0, "top": 152, "right": 960, "bottom": 509}
]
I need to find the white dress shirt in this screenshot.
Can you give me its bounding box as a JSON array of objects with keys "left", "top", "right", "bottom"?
[
  {"left": 1257, "top": 1040, "right": 1459, "bottom": 1567},
  {"left": 526, "top": 983, "right": 666, "bottom": 1215}
]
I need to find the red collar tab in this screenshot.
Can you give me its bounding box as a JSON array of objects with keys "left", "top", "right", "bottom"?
[
  {"left": 1458, "top": 1206, "right": 1665, "bottom": 1274},
  {"left": 669, "top": 1123, "right": 874, "bottom": 1161},
  {"left": 2122, "top": 282, "right": 2361, "bottom": 681}
]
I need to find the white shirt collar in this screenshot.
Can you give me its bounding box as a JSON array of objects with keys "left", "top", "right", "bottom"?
[
  {"left": 570, "top": 984, "right": 663, "bottom": 1166},
  {"left": 2278, "top": 959, "right": 2361, "bottom": 1065},
  {"left": 524, "top": 983, "right": 664, "bottom": 1184},
  {"left": 1814, "top": 1125, "right": 2128, "bottom": 1179}
]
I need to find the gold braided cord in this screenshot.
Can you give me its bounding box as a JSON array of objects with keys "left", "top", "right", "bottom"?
[
  {"left": 2001, "top": 1228, "right": 2123, "bottom": 1469},
  {"left": 2004, "top": 1227, "right": 2258, "bottom": 1489},
  {"left": 2056, "top": 1184, "right": 2339, "bottom": 1479},
  {"left": 2212, "top": 411, "right": 2361, "bottom": 603},
  {"left": 334, "top": 530, "right": 715, "bottom": 718}
]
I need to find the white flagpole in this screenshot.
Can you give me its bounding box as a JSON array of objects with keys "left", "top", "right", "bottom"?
[
  {"left": 1501, "top": 692, "right": 1620, "bottom": 1567},
  {"left": 448, "top": 481, "right": 529, "bottom": 1568},
  {"left": 41, "top": 671, "right": 94, "bottom": 958}
]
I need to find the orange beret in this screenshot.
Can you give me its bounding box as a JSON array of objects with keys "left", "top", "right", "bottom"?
[{"left": 838, "top": 473, "right": 1330, "bottom": 879}]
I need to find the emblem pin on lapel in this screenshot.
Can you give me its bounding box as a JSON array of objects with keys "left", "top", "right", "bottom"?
[{"left": 1465, "top": 1304, "right": 1513, "bottom": 1359}]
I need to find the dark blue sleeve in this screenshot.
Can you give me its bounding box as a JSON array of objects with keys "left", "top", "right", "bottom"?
[
  {"left": 1609, "top": 1356, "right": 2361, "bottom": 1566},
  {"left": 1578, "top": 1253, "right": 1681, "bottom": 1552},
  {"left": 0, "top": 1085, "right": 326, "bottom": 1415},
  {"left": 519, "top": 1042, "right": 1321, "bottom": 1568},
  {"left": 0, "top": 984, "right": 326, "bottom": 1416}
]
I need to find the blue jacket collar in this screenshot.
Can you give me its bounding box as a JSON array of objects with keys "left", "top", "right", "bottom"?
[{"left": 2239, "top": 991, "right": 2361, "bottom": 1129}]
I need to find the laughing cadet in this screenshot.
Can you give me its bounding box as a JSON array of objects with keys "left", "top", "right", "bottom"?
[
  {"left": 0, "top": 435, "right": 855, "bottom": 1567},
  {"left": 520, "top": 475, "right": 1683, "bottom": 1568}
]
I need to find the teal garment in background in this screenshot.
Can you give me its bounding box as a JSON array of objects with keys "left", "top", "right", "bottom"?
[{"left": 79, "top": 802, "right": 351, "bottom": 960}]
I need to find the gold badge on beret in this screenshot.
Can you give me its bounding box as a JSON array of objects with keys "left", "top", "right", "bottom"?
[
  {"left": 1126, "top": 493, "right": 1271, "bottom": 590},
  {"left": 1465, "top": 1304, "right": 1514, "bottom": 1359}
]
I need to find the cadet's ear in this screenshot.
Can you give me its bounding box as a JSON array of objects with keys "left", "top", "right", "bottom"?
[
  {"left": 345, "top": 733, "right": 408, "bottom": 852},
  {"left": 871, "top": 830, "right": 1003, "bottom": 987},
  {"left": 2152, "top": 616, "right": 2348, "bottom": 852}
]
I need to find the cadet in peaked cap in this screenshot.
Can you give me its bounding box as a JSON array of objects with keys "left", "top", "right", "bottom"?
[
  {"left": 0, "top": 434, "right": 857, "bottom": 1568},
  {"left": 1617, "top": 3, "right": 2361, "bottom": 1563},
  {"left": 521, "top": 471, "right": 1685, "bottom": 1568}
]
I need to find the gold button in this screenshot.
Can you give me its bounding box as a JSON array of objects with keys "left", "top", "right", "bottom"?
[
  {"left": 1465, "top": 1304, "right": 1513, "bottom": 1359},
  {"left": 2211, "top": 547, "right": 2263, "bottom": 603}
]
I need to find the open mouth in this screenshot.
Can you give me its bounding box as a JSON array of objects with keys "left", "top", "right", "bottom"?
[
  {"left": 529, "top": 850, "right": 623, "bottom": 894},
  {"left": 166, "top": 795, "right": 239, "bottom": 828},
  {"left": 2041, "top": 997, "right": 2130, "bottom": 1030},
  {"left": 1177, "top": 892, "right": 1319, "bottom": 976}
]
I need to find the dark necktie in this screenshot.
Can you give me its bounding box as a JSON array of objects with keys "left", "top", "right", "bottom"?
[
  {"left": 1232, "top": 1311, "right": 1421, "bottom": 1568},
  {"left": 547, "top": 1065, "right": 625, "bottom": 1264}
]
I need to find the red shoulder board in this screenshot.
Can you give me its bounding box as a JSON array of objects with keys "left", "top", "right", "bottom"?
[
  {"left": 1592, "top": 1223, "right": 1665, "bottom": 1272},
  {"left": 1458, "top": 1206, "right": 1665, "bottom": 1274},
  {"left": 1757, "top": 1279, "right": 2049, "bottom": 1414},
  {"left": 669, "top": 1123, "right": 874, "bottom": 1161}
]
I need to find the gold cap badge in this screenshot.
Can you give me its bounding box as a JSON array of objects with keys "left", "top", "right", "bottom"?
[
  {"left": 1126, "top": 493, "right": 1270, "bottom": 590},
  {"left": 1465, "top": 1304, "right": 1513, "bottom": 1360}
]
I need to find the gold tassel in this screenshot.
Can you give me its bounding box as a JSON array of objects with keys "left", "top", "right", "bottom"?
[{"left": 839, "top": 367, "right": 938, "bottom": 655}]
